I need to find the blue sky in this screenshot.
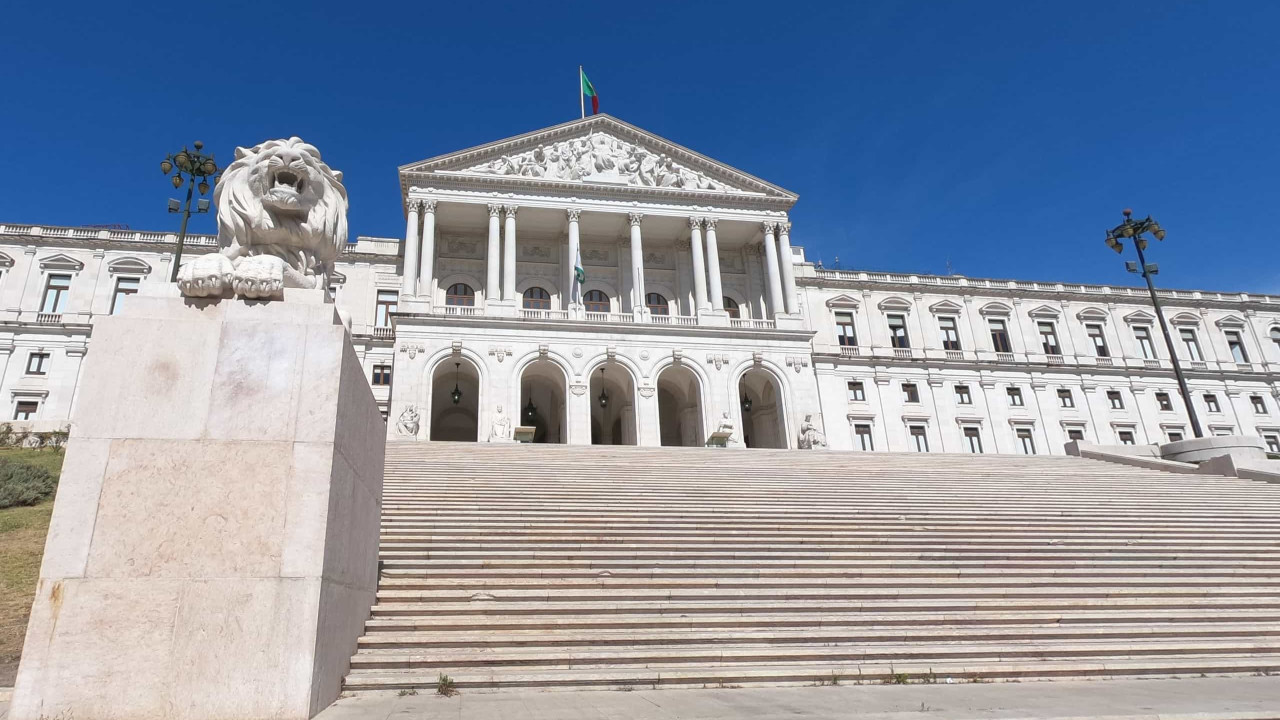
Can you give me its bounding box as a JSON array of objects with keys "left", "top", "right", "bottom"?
[{"left": 3, "top": 1, "right": 1278, "bottom": 293}]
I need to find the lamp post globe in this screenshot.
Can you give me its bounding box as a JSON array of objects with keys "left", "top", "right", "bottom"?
[{"left": 161, "top": 141, "right": 220, "bottom": 282}]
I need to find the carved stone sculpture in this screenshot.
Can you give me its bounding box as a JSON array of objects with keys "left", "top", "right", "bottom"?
[
  {"left": 489, "top": 404, "right": 513, "bottom": 442},
  {"left": 396, "top": 406, "right": 420, "bottom": 437},
  {"left": 798, "top": 413, "right": 828, "bottom": 450},
  {"left": 178, "top": 137, "right": 349, "bottom": 300},
  {"left": 717, "top": 411, "right": 736, "bottom": 440}
]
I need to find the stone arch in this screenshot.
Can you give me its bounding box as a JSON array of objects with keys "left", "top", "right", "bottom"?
[
  {"left": 419, "top": 346, "right": 490, "bottom": 442},
  {"left": 517, "top": 355, "right": 569, "bottom": 444},
  {"left": 436, "top": 272, "right": 485, "bottom": 307},
  {"left": 581, "top": 279, "right": 620, "bottom": 313},
  {"left": 655, "top": 359, "right": 707, "bottom": 446},
  {"left": 517, "top": 276, "right": 561, "bottom": 308},
  {"left": 722, "top": 288, "right": 752, "bottom": 318},
  {"left": 729, "top": 359, "right": 793, "bottom": 449},
  {"left": 645, "top": 282, "right": 679, "bottom": 315},
  {"left": 583, "top": 354, "right": 640, "bottom": 446}
]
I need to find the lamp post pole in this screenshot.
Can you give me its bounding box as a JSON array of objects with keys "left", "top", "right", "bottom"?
[
  {"left": 1105, "top": 209, "right": 1203, "bottom": 439},
  {"left": 160, "top": 141, "right": 220, "bottom": 282},
  {"left": 171, "top": 176, "right": 197, "bottom": 282}
]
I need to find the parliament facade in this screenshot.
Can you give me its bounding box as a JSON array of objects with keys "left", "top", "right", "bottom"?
[{"left": 3, "top": 115, "right": 1279, "bottom": 454}]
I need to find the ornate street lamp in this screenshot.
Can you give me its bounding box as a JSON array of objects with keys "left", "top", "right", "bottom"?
[
  {"left": 160, "top": 141, "right": 220, "bottom": 282},
  {"left": 1105, "top": 209, "right": 1202, "bottom": 439},
  {"left": 741, "top": 394, "right": 752, "bottom": 413},
  {"left": 523, "top": 396, "right": 538, "bottom": 423},
  {"left": 450, "top": 362, "right": 462, "bottom": 405},
  {"left": 597, "top": 367, "right": 609, "bottom": 408}
]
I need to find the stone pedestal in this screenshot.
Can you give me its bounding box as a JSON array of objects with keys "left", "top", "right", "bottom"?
[{"left": 11, "top": 288, "right": 384, "bottom": 720}]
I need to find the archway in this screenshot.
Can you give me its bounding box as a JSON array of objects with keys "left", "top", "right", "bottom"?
[
  {"left": 429, "top": 357, "right": 480, "bottom": 441},
  {"left": 519, "top": 358, "right": 566, "bottom": 443},
  {"left": 657, "top": 364, "right": 704, "bottom": 447},
  {"left": 590, "top": 361, "right": 637, "bottom": 445},
  {"left": 739, "top": 367, "right": 787, "bottom": 449}
]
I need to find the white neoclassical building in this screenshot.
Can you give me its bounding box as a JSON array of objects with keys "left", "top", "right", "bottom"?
[{"left": 3, "top": 114, "right": 1280, "bottom": 454}]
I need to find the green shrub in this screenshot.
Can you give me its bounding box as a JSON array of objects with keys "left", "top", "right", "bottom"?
[{"left": 0, "top": 458, "right": 58, "bottom": 509}]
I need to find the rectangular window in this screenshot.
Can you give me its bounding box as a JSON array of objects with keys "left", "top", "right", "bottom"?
[
  {"left": 1204, "top": 394, "right": 1221, "bottom": 413},
  {"left": 1067, "top": 428, "right": 1086, "bottom": 441},
  {"left": 375, "top": 290, "right": 398, "bottom": 327},
  {"left": 40, "top": 274, "right": 71, "bottom": 314},
  {"left": 1167, "top": 430, "right": 1185, "bottom": 443},
  {"left": 1155, "top": 392, "right": 1173, "bottom": 411},
  {"left": 1264, "top": 433, "right": 1280, "bottom": 454},
  {"left": 1226, "top": 330, "right": 1249, "bottom": 364},
  {"left": 110, "top": 276, "right": 140, "bottom": 315},
  {"left": 847, "top": 381, "right": 866, "bottom": 402},
  {"left": 1038, "top": 321, "right": 1061, "bottom": 355},
  {"left": 1252, "top": 395, "right": 1268, "bottom": 414},
  {"left": 13, "top": 401, "right": 38, "bottom": 421},
  {"left": 1057, "top": 389, "right": 1074, "bottom": 408},
  {"left": 1016, "top": 427, "right": 1036, "bottom": 455},
  {"left": 25, "top": 352, "right": 49, "bottom": 376},
  {"left": 1107, "top": 390, "right": 1124, "bottom": 410},
  {"left": 854, "top": 424, "right": 874, "bottom": 451},
  {"left": 1118, "top": 430, "right": 1136, "bottom": 445},
  {"left": 954, "top": 385, "right": 972, "bottom": 405},
  {"left": 963, "top": 426, "right": 983, "bottom": 454},
  {"left": 1134, "top": 326, "right": 1156, "bottom": 359},
  {"left": 1213, "top": 427, "right": 1234, "bottom": 437},
  {"left": 372, "top": 364, "right": 392, "bottom": 386},
  {"left": 989, "top": 319, "right": 1012, "bottom": 353},
  {"left": 888, "top": 315, "right": 910, "bottom": 349},
  {"left": 1179, "top": 328, "right": 1204, "bottom": 362},
  {"left": 1007, "top": 387, "right": 1024, "bottom": 407},
  {"left": 909, "top": 425, "right": 929, "bottom": 452},
  {"left": 1086, "top": 324, "right": 1109, "bottom": 357},
  {"left": 835, "top": 312, "right": 857, "bottom": 346},
  {"left": 939, "top": 317, "right": 961, "bottom": 351},
  {"left": 902, "top": 383, "right": 920, "bottom": 403}
]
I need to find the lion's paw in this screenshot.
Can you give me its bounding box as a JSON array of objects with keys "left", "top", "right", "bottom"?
[
  {"left": 231, "top": 255, "right": 286, "bottom": 299},
  {"left": 177, "top": 253, "right": 234, "bottom": 298}
]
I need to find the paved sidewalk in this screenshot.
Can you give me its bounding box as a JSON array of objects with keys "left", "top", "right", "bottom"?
[{"left": 313, "top": 676, "right": 1280, "bottom": 720}]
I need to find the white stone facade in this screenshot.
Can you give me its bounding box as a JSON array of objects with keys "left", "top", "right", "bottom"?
[{"left": 4, "top": 114, "right": 1280, "bottom": 454}]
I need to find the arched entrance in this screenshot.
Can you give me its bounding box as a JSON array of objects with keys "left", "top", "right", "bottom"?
[
  {"left": 429, "top": 357, "right": 480, "bottom": 441},
  {"left": 738, "top": 367, "right": 787, "bottom": 449},
  {"left": 657, "top": 364, "right": 704, "bottom": 447},
  {"left": 590, "top": 361, "right": 637, "bottom": 445},
  {"left": 519, "top": 358, "right": 566, "bottom": 443}
]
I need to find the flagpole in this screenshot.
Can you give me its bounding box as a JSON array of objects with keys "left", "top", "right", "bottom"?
[{"left": 579, "top": 65, "right": 585, "bottom": 119}]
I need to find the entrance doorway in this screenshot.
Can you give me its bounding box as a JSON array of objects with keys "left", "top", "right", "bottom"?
[
  {"left": 429, "top": 357, "right": 480, "bottom": 441},
  {"left": 590, "top": 361, "right": 637, "bottom": 445},
  {"left": 738, "top": 367, "right": 787, "bottom": 448},
  {"left": 518, "top": 359, "right": 567, "bottom": 443},
  {"left": 657, "top": 364, "right": 704, "bottom": 446}
]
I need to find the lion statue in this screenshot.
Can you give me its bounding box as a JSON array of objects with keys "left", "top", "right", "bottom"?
[{"left": 177, "top": 137, "right": 348, "bottom": 300}]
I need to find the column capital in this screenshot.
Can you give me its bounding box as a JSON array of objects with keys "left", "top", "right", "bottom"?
[
  {"left": 487, "top": 203, "right": 503, "bottom": 218},
  {"left": 504, "top": 204, "right": 519, "bottom": 217},
  {"left": 704, "top": 217, "right": 718, "bottom": 231},
  {"left": 421, "top": 199, "right": 438, "bottom": 213},
  {"left": 761, "top": 221, "right": 778, "bottom": 235},
  {"left": 688, "top": 216, "right": 704, "bottom": 229},
  {"left": 628, "top": 212, "right": 644, "bottom": 227},
  {"left": 566, "top": 208, "right": 581, "bottom": 222},
  {"left": 406, "top": 198, "right": 423, "bottom": 212},
  {"left": 779, "top": 222, "right": 792, "bottom": 234}
]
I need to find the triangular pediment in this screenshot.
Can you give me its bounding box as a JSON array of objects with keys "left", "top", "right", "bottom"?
[
  {"left": 0, "top": 252, "right": 14, "bottom": 269},
  {"left": 400, "top": 115, "right": 795, "bottom": 204},
  {"left": 825, "top": 294, "right": 860, "bottom": 309},
  {"left": 1123, "top": 310, "right": 1156, "bottom": 325},
  {"left": 1028, "top": 304, "right": 1061, "bottom": 319},
  {"left": 928, "top": 299, "right": 963, "bottom": 315},
  {"left": 1215, "top": 314, "right": 1247, "bottom": 328},
  {"left": 38, "top": 253, "right": 83, "bottom": 271}
]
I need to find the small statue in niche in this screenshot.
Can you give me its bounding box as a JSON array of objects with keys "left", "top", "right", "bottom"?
[
  {"left": 798, "top": 413, "right": 828, "bottom": 450},
  {"left": 489, "top": 404, "right": 513, "bottom": 442},
  {"left": 396, "top": 406, "right": 420, "bottom": 437}
]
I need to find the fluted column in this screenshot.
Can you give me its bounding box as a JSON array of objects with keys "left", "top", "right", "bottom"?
[
  {"left": 777, "top": 221, "right": 798, "bottom": 314},
  {"left": 418, "top": 200, "right": 437, "bottom": 305},
  {"left": 502, "top": 205, "right": 518, "bottom": 301},
  {"left": 705, "top": 217, "right": 724, "bottom": 310},
  {"left": 566, "top": 208, "right": 581, "bottom": 308},
  {"left": 628, "top": 212, "right": 646, "bottom": 313},
  {"left": 486, "top": 204, "right": 501, "bottom": 306},
  {"left": 401, "top": 199, "right": 421, "bottom": 297},
  {"left": 688, "top": 217, "right": 708, "bottom": 311},
  {"left": 762, "top": 222, "right": 784, "bottom": 317}
]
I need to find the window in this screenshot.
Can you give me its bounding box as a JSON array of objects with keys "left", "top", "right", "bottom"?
[
  {"left": 963, "top": 427, "right": 983, "bottom": 453},
  {"left": 1204, "top": 394, "right": 1221, "bottom": 413},
  {"left": 854, "top": 424, "right": 874, "bottom": 451},
  {"left": 111, "top": 276, "right": 139, "bottom": 315},
  {"left": 909, "top": 425, "right": 929, "bottom": 452},
  {"left": 375, "top": 290, "right": 398, "bottom": 326},
  {"left": 902, "top": 383, "right": 920, "bottom": 403},
  {"left": 1272, "top": 328, "right": 1280, "bottom": 354},
  {"left": 1016, "top": 427, "right": 1036, "bottom": 455},
  {"left": 13, "top": 401, "right": 38, "bottom": 421},
  {"left": 847, "top": 381, "right": 865, "bottom": 402},
  {"left": 1179, "top": 328, "right": 1203, "bottom": 361},
  {"left": 583, "top": 289, "right": 610, "bottom": 313},
  {"left": 888, "top": 315, "right": 910, "bottom": 348},
  {"left": 522, "top": 286, "right": 551, "bottom": 310},
  {"left": 724, "top": 297, "right": 740, "bottom": 319},
  {"left": 40, "top": 274, "right": 71, "bottom": 314},
  {"left": 1167, "top": 429, "right": 1185, "bottom": 442},
  {"left": 1264, "top": 433, "right": 1280, "bottom": 454},
  {"left": 835, "top": 312, "right": 857, "bottom": 346},
  {"left": 1107, "top": 390, "right": 1124, "bottom": 410},
  {"left": 1117, "top": 430, "right": 1136, "bottom": 445},
  {"left": 1226, "top": 330, "right": 1249, "bottom": 364},
  {"left": 1066, "top": 428, "right": 1086, "bottom": 441},
  {"left": 1038, "top": 321, "right": 1061, "bottom": 355},
  {"left": 954, "top": 385, "right": 972, "bottom": 405},
  {"left": 1213, "top": 427, "right": 1234, "bottom": 437},
  {"left": 372, "top": 365, "right": 392, "bottom": 386},
  {"left": 939, "top": 317, "right": 961, "bottom": 350},
  {"left": 1252, "top": 395, "right": 1268, "bottom": 415},
  {"left": 1134, "top": 326, "right": 1156, "bottom": 359},
  {"left": 1086, "top": 324, "right": 1109, "bottom": 357},
  {"left": 989, "top": 319, "right": 1012, "bottom": 353},
  {"left": 25, "top": 352, "right": 49, "bottom": 376},
  {"left": 1156, "top": 392, "right": 1173, "bottom": 411},
  {"left": 445, "top": 283, "right": 475, "bottom": 307},
  {"left": 1057, "top": 389, "right": 1074, "bottom": 408},
  {"left": 1007, "top": 387, "right": 1024, "bottom": 407},
  {"left": 645, "top": 292, "right": 669, "bottom": 316}
]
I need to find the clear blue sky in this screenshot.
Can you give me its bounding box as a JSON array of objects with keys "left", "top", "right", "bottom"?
[{"left": 3, "top": 1, "right": 1278, "bottom": 293}]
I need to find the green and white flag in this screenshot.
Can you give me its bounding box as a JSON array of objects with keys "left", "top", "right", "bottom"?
[{"left": 574, "top": 247, "right": 585, "bottom": 302}]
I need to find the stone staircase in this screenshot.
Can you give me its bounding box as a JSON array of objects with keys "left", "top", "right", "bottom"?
[{"left": 343, "top": 443, "right": 1280, "bottom": 692}]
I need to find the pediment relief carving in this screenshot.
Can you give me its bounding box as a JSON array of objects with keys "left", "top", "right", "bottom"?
[
  {"left": 581, "top": 244, "right": 614, "bottom": 266},
  {"left": 439, "top": 236, "right": 484, "bottom": 260},
  {"left": 520, "top": 243, "right": 556, "bottom": 263}
]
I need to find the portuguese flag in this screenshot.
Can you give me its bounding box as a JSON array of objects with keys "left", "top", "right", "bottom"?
[{"left": 581, "top": 68, "right": 599, "bottom": 115}]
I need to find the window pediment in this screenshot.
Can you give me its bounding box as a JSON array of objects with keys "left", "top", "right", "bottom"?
[
  {"left": 1123, "top": 310, "right": 1156, "bottom": 325},
  {"left": 0, "top": 252, "right": 14, "bottom": 269},
  {"left": 927, "top": 299, "right": 963, "bottom": 314},
  {"left": 825, "top": 293, "right": 860, "bottom": 310},
  {"left": 1027, "top": 304, "right": 1061, "bottom": 319},
  {"left": 1075, "top": 307, "right": 1109, "bottom": 323},
  {"left": 107, "top": 257, "right": 152, "bottom": 276},
  {"left": 38, "top": 253, "right": 84, "bottom": 271},
  {"left": 877, "top": 296, "right": 913, "bottom": 313},
  {"left": 1169, "top": 312, "right": 1202, "bottom": 326},
  {"left": 1215, "top": 314, "right": 1247, "bottom": 329},
  {"left": 978, "top": 301, "right": 1012, "bottom": 317},
  {"left": 329, "top": 270, "right": 347, "bottom": 285}
]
